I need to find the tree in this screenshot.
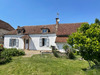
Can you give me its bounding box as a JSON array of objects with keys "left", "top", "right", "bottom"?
[
  {"left": 95, "top": 18, "right": 100, "bottom": 25},
  {"left": 67, "top": 23, "right": 100, "bottom": 67}
]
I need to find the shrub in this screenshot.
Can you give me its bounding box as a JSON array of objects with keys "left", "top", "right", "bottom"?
[
  {"left": 0, "top": 44, "right": 4, "bottom": 51},
  {"left": 0, "top": 48, "right": 25, "bottom": 64},
  {"left": 0, "top": 55, "right": 12, "bottom": 64},
  {"left": 2, "top": 48, "right": 25, "bottom": 56},
  {"left": 52, "top": 49, "right": 59, "bottom": 58},
  {"left": 63, "top": 44, "right": 75, "bottom": 59},
  {"left": 68, "top": 52, "right": 75, "bottom": 59},
  {"left": 63, "top": 44, "right": 68, "bottom": 50},
  {"left": 17, "top": 50, "right": 25, "bottom": 55}
]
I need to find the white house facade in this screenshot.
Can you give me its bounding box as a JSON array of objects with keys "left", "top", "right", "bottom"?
[{"left": 4, "top": 18, "right": 84, "bottom": 52}]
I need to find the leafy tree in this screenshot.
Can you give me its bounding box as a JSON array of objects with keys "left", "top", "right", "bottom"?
[
  {"left": 95, "top": 18, "right": 100, "bottom": 25},
  {"left": 67, "top": 23, "right": 100, "bottom": 67}
]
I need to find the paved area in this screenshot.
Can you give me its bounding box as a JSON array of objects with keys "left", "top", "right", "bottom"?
[
  {"left": 23, "top": 50, "right": 41, "bottom": 57},
  {"left": 23, "top": 50, "right": 52, "bottom": 57}
]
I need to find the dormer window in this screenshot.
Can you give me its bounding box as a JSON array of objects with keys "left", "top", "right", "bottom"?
[
  {"left": 42, "top": 29, "right": 48, "bottom": 33},
  {"left": 17, "top": 26, "right": 25, "bottom": 34},
  {"left": 18, "top": 30, "right": 21, "bottom": 34}
]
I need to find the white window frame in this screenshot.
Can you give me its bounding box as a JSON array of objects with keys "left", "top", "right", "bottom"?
[
  {"left": 42, "top": 29, "right": 47, "bottom": 33},
  {"left": 9, "top": 38, "right": 19, "bottom": 47},
  {"left": 39, "top": 37, "right": 49, "bottom": 47}
]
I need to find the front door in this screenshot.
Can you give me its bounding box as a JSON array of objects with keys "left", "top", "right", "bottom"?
[{"left": 25, "top": 39, "right": 29, "bottom": 50}]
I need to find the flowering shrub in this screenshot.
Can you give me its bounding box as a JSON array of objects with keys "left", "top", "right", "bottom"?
[{"left": 0, "top": 44, "right": 4, "bottom": 50}]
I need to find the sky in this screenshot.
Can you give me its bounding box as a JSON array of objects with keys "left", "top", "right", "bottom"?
[{"left": 0, "top": 0, "right": 100, "bottom": 29}]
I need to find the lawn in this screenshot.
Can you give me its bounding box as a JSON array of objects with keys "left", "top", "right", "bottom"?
[{"left": 0, "top": 54, "right": 100, "bottom": 75}]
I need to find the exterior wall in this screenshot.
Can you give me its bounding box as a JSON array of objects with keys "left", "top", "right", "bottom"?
[
  {"left": 29, "top": 34, "right": 57, "bottom": 50},
  {"left": 56, "top": 43, "right": 66, "bottom": 52},
  {"left": 4, "top": 35, "right": 24, "bottom": 49},
  {"left": 4, "top": 34, "right": 67, "bottom": 51},
  {"left": 4, "top": 34, "right": 57, "bottom": 50}
]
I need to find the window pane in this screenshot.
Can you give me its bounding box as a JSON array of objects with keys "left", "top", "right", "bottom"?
[{"left": 42, "top": 29, "right": 47, "bottom": 33}]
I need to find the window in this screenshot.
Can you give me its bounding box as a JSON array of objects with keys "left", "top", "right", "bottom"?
[
  {"left": 26, "top": 39, "right": 29, "bottom": 44},
  {"left": 9, "top": 39, "right": 19, "bottom": 47},
  {"left": 42, "top": 38, "right": 46, "bottom": 46},
  {"left": 39, "top": 38, "right": 49, "bottom": 47},
  {"left": 18, "top": 30, "right": 21, "bottom": 34},
  {"left": 42, "top": 29, "right": 47, "bottom": 33}
]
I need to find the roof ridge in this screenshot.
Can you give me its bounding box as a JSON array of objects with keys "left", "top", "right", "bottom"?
[
  {"left": 59, "top": 22, "right": 88, "bottom": 25},
  {"left": 22, "top": 22, "right": 88, "bottom": 27},
  {"left": 23, "top": 24, "right": 56, "bottom": 27}
]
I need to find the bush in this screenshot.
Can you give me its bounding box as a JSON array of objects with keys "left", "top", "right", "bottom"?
[
  {"left": 0, "top": 48, "right": 25, "bottom": 64},
  {"left": 68, "top": 52, "right": 75, "bottom": 59},
  {"left": 2, "top": 48, "right": 25, "bottom": 56},
  {"left": 0, "top": 44, "right": 4, "bottom": 51},
  {"left": 0, "top": 55, "right": 12, "bottom": 64},
  {"left": 52, "top": 49, "right": 59, "bottom": 58},
  {"left": 63, "top": 44, "right": 75, "bottom": 59}
]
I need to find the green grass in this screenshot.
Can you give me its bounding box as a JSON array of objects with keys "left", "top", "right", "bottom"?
[{"left": 0, "top": 54, "right": 100, "bottom": 75}]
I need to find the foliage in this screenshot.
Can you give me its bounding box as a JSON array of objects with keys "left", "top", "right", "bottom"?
[
  {"left": 63, "top": 44, "right": 69, "bottom": 50},
  {"left": 1, "top": 48, "right": 25, "bottom": 56},
  {"left": 95, "top": 18, "right": 100, "bottom": 25},
  {"left": 67, "top": 23, "right": 100, "bottom": 67},
  {"left": 63, "top": 44, "right": 75, "bottom": 59},
  {"left": 0, "top": 55, "right": 12, "bottom": 64},
  {"left": 52, "top": 49, "right": 59, "bottom": 57},
  {"left": 0, "top": 48, "right": 25, "bottom": 64},
  {"left": 0, "top": 44, "right": 4, "bottom": 50}
]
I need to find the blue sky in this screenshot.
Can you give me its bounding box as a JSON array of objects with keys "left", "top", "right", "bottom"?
[{"left": 0, "top": 0, "right": 100, "bottom": 29}]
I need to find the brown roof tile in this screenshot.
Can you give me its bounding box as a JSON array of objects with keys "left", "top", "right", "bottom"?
[
  {"left": 6, "top": 22, "right": 86, "bottom": 35},
  {"left": 6, "top": 24, "right": 56, "bottom": 35},
  {"left": 56, "top": 23, "right": 84, "bottom": 35},
  {"left": 0, "top": 20, "right": 14, "bottom": 31},
  {"left": 55, "top": 37, "right": 68, "bottom": 43}
]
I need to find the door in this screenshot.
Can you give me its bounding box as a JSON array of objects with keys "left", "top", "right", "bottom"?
[{"left": 25, "top": 39, "right": 29, "bottom": 49}]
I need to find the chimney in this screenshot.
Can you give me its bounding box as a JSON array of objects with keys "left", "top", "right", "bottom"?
[{"left": 56, "top": 18, "right": 59, "bottom": 32}]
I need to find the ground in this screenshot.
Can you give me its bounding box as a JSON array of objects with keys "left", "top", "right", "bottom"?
[{"left": 0, "top": 54, "right": 100, "bottom": 75}]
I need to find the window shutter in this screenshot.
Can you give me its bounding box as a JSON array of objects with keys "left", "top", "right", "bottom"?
[
  {"left": 39, "top": 38, "right": 42, "bottom": 47},
  {"left": 16, "top": 39, "right": 19, "bottom": 47},
  {"left": 13, "top": 39, "right": 16, "bottom": 46},
  {"left": 46, "top": 38, "right": 49, "bottom": 47},
  {"left": 9, "top": 39, "right": 12, "bottom": 46}
]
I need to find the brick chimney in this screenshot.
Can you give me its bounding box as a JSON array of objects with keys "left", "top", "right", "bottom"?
[{"left": 56, "top": 18, "right": 59, "bottom": 32}]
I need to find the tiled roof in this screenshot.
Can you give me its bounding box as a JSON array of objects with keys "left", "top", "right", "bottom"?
[
  {"left": 0, "top": 20, "right": 14, "bottom": 31},
  {"left": 6, "top": 24, "right": 56, "bottom": 35},
  {"left": 6, "top": 22, "right": 85, "bottom": 35},
  {"left": 55, "top": 37, "right": 68, "bottom": 43},
  {"left": 56, "top": 23, "right": 83, "bottom": 35}
]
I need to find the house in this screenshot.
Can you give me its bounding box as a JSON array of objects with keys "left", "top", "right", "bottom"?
[
  {"left": 0, "top": 20, "right": 14, "bottom": 44},
  {"left": 4, "top": 18, "right": 84, "bottom": 52}
]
